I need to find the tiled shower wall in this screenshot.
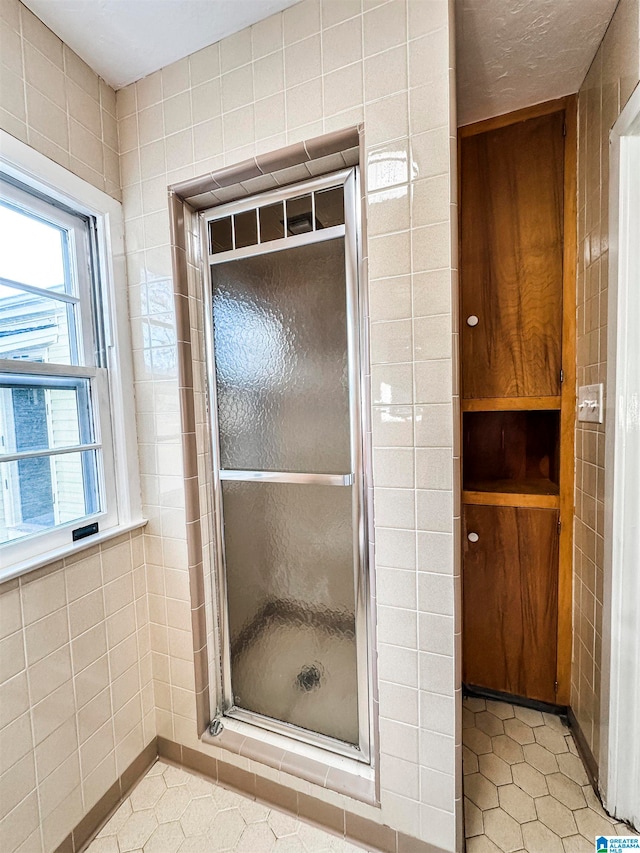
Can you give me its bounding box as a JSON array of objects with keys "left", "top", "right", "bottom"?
[
  {"left": 573, "top": 0, "right": 639, "bottom": 768},
  {"left": 117, "top": 0, "right": 461, "bottom": 849},
  {"left": 0, "top": 2, "right": 154, "bottom": 851}
]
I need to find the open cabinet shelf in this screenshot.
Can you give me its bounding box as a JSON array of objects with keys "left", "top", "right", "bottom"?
[{"left": 463, "top": 409, "right": 560, "bottom": 507}]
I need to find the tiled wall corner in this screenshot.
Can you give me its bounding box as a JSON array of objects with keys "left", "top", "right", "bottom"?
[
  {"left": 0, "top": 0, "right": 120, "bottom": 199},
  {"left": 0, "top": 2, "right": 153, "bottom": 851},
  {"left": 0, "top": 531, "right": 154, "bottom": 853},
  {"left": 572, "top": 0, "right": 639, "bottom": 766}
]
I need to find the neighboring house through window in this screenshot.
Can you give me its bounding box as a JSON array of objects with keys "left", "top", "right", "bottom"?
[{"left": 0, "top": 131, "right": 142, "bottom": 576}]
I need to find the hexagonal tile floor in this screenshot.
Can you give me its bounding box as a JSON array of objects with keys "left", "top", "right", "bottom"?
[
  {"left": 87, "top": 760, "right": 371, "bottom": 853},
  {"left": 463, "top": 696, "right": 639, "bottom": 852}
]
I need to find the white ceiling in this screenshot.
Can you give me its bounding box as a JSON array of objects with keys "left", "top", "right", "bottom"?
[
  {"left": 23, "top": 0, "right": 619, "bottom": 120},
  {"left": 22, "top": 0, "right": 301, "bottom": 89},
  {"left": 456, "top": 0, "right": 619, "bottom": 126}
]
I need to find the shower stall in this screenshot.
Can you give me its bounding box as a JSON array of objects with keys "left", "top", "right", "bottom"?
[{"left": 202, "top": 169, "right": 371, "bottom": 761}]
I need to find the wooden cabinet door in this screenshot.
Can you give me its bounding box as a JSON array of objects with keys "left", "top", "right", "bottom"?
[
  {"left": 462, "top": 505, "right": 559, "bottom": 703},
  {"left": 460, "top": 111, "right": 564, "bottom": 399}
]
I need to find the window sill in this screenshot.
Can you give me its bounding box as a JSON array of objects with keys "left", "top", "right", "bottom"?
[{"left": 0, "top": 518, "right": 147, "bottom": 584}]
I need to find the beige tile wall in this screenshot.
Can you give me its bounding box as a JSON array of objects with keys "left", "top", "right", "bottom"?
[
  {"left": 573, "top": 0, "right": 639, "bottom": 766},
  {"left": 118, "top": 0, "right": 460, "bottom": 849},
  {"left": 0, "top": 531, "right": 154, "bottom": 853},
  {"left": 0, "top": 0, "right": 120, "bottom": 199},
  {"left": 0, "top": 3, "right": 153, "bottom": 850}
]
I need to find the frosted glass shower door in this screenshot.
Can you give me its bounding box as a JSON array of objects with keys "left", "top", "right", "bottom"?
[{"left": 207, "top": 176, "right": 366, "bottom": 757}]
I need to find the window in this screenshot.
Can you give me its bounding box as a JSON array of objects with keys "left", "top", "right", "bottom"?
[
  {"left": 209, "top": 183, "right": 345, "bottom": 255},
  {"left": 0, "top": 132, "right": 142, "bottom": 575}
]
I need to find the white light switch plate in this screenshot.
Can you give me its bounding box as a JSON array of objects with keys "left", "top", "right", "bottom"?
[{"left": 578, "top": 383, "right": 604, "bottom": 423}]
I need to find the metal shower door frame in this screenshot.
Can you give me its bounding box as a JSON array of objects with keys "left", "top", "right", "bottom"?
[{"left": 201, "top": 168, "right": 372, "bottom": 763}]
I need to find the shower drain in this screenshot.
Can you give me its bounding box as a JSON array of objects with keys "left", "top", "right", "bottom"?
[{"left": 296, "top": 664, "right": 322, "bottom": 692}]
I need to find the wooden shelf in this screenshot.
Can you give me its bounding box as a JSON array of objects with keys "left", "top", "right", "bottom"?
[
  {"left": 465, "top": 478, "right": 559, "bottom": 496},
  {"left": 463, "top": 409, "right": 560, "bottom": 507},
  {"left": 463, "top": 490, "right": 559, "bottom": 509},
  {"left": 462, "top": 396, "right": 561, "bottom": 412}
]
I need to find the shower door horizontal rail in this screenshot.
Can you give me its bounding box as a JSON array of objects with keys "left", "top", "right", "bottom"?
[
  {"left": 208, "top": 224, "right": 345, "bottom": 265},
  {"left": 219, "top": 470, "right": 354, "bottom": 486}
]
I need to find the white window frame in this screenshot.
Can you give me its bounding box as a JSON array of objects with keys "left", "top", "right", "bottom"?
[{"left": 0, "top": 129, "right": 144, "bottom": 579}]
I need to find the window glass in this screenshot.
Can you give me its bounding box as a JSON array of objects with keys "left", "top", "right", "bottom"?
[
  {"left": 315, "top": 186, "right": 344, "bottom": 228},
  {"left": 210, "top": 216, "right": 233, "bottom": 254},
  {"left": 286, "top": 194, "right": 314, "bottom": 235},
  {"left": 0, "top": 202, "right": 71, "bottom": 294},
  {"left": 0, "top": 381, "right": 90, "bottom": 453},
  {"left": 209, "top": 182, "right": 347, "bottom": 255},
  {"left": 1, "top": 450, "right": 100, "bottom": 544},
  {"left": 0, "top": 179, "right": 107, "bottom": 556},
  {"left": 0, "top": 282, "right": 77, "bottom": 365},
  {"left": 234, "top": 210, "right": 258, "bottom": 249},
  {"left": 258, "top": 202, "right": 284, "bottom": 243}
]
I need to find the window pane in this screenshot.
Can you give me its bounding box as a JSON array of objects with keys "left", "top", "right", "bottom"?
[
  {"left": 0, "top": 284, "right": 78, "bottom": 364},
  {"left": 315, "top": 186, "right": 344, "bottom": 228},
  {"left": 210, "top": 216, "right": 233, "bottom": 254},
  {"left": 234, "top": 210, "right": 258, "bottom": 249},
  {"left": 0, "top": 381, "right": 91, "bottom": 454},
  {"left": 0, "top": 202, "right": 70, "bottom": 294},
  {"left": 0, "top": 181, "right": 105, "bottom": 556},
  {"left": 0, "top": 450, "right": 100, "bottom": 543},
  {"left": 286, "top": 194, "right": 314, "bottom": 235},
  {"left": 258, "top": 202, "right": 284, "bottom": 243}
]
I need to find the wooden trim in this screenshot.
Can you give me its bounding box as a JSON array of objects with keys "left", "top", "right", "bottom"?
[
  {"left": 463, "top": 491, "right": 560, "bottom": 509},
  {"left": 462, "top": 396, "right": 561, "bottom": 412},
  {"left": 458, "top": 96, "right": 574, "bottom": 138},
  {"left": 556, "top": 95, "right": 578, "bottom": 706}
]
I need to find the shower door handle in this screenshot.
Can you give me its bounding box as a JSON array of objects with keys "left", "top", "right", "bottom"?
[{"left": 219, "top": 470, "right": 354, "bottom": 486}]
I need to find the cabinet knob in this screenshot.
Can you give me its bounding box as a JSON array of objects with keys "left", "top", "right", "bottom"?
[
  {"left": 466, "top": 315, "right": 479, "bottom": 327},
  {"left": 467, "top": 532, "right": 479, "bottom": 543}
]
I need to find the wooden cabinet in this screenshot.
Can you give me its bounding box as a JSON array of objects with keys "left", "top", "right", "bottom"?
[
  {"left": 463, "top": 506, "right": 559, "bottom": 704},
  {"left": 460, "top": 111, "right": 564, "bottom": 400},
  {"left": 459, "top": 98, "right": 576, "bottom": 706}
]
